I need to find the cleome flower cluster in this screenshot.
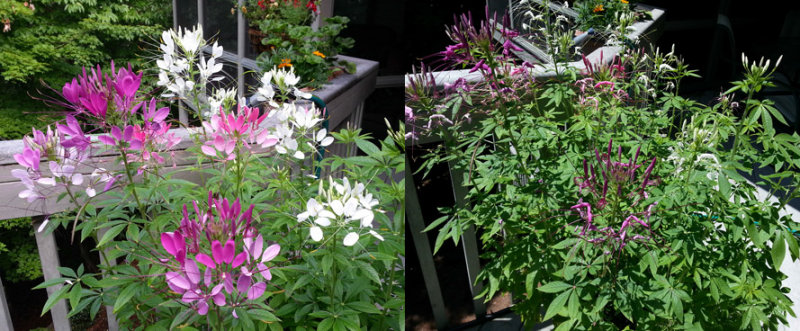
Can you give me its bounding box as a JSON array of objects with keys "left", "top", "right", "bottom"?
[
  {"left": 161, "top": 192, "right": 280, "bottom": 316},
  {"left": 570, "top": 140, "right": 658, "bottom": 252},
  {"left": 297, "top": 177, "right": 383, "bottom": 246}
]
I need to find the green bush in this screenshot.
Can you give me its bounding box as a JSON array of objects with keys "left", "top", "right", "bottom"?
[{"left": 0, "top": 218, "right": 42, "bottom": 283}]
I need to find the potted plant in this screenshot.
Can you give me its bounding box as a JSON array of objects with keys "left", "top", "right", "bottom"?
[
  {"left": 238, "top": 0, "right": 355, "bottom": 89},
  {"left": 11, "top": 24, "right": 404, "bottom": 330},
  {"left": 407, "top": 8, "right": 800, "bottom": 330},
  {"left": 494, "top": 0, "right": 662, "bottom": 68}
]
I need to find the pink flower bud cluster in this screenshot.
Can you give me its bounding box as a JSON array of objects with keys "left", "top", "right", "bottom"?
[
  {"left": 570, "top": 140, "right": 659, "bottom": 251},
  {"left": 160, "top": 192, "right": 280, "bottom": 316}
]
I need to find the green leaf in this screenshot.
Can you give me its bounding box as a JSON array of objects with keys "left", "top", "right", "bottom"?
[
  {"left": 239, "top": 307, "right": 255, "bottom": 330},
  {"left": 68, "top": 284, "right": 82, "bottom": 310},
  {"left": 41, "top": 284, "right": 70, "bottom": 316},
  {"left": 321, "top": 255, "right": 333, "bottom": 276},
  {"left": 58, "top": 267, "right": 77, "bottom": 278},
  {"left": 538, "top": 281, "right": 572, "bottom": 293},
  {"left": 347, "top": 301, "right": 381, "bottom": 314},
  {"left": 67, "top": 295, "right": 97, "bottom": 318},
  {"left": 671, "top": 292, "right": 684, "bottom": 321},
  {"left": 355, "top": 139, "right": 380, "bottom": 156},
  {"left": 772, "top": 232, "right": 786, "bottom": 269},
  {"left": 170, "top": 309, "right": 193, "bottom": 330},
  {"left": 543, "top": 289, "right": 572, "bottom": 320},
  {"left": 355, "top": 260, "right": 382, "bottom": 285},
  {"left": 113, "top": 284, "right": 138, "bottom": 313},
  {"left": 525, "top": 271, "right": 537, "bottom": 296},
  {"left": 98, "top": 223, "right": 126, "bottom": 247},
  {"left": 553, "top": 237, "right": 581, "bottom": 250},
  {"left": 710, "top": 279, "right": 720, "bottom": 303},
  {"left": 718, "top": 173, "right": 731, "bottom": 199},
  {"left": 746, "top": 221, "right": 764, "bottom": 248},
  {"left": 567, "top": 288, "right": 579, "bottom": 318},
  {"left": 33, "top": 277, "right": 68, "bottom": 289},
  {"left": 249, "top": 308, "right": 279, "bottom": 322},
  {"left": 422, "top": 216, "right": 450, "bottom": 233},
  {"left": 317, "top": 317, "right": 335, "bottom": 331},
  {"left": 555, "top": 318, "right": 576, "bottom": 331}
]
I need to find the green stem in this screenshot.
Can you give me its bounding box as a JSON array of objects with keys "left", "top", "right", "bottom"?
[
  {"left": 119, "top": 147, "right": 148, "bottom": 221},
  {"left": 329, "top": 236, "right": 338, "bottom": 308},
  {"left": 732, "top": 90, "right": 755, "bottom": 157}
]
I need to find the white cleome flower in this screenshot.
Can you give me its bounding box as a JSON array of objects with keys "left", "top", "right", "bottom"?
[{"left": 297, "top": 177, "right": 384, "bottom": 245}]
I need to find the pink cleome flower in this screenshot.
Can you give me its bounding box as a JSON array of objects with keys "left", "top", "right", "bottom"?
[{"left": 160, "top": 192, "right": 280, "bottom": 316}]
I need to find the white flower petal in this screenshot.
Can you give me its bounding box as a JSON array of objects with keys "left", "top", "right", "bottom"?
[
  {"left": 309, "top": 226, "right": 323, "bottom": 242},
  {"left": 314, "top": 217, "right": 331, "bottom": 227},
  {"left": 368, "top": 230, "right": 384, "bottom": 241},
  {"left": 71, "top": 173, "right": 83, "bottom": 186},
  {"left": 37, "top": 177, "right": 56, "bottom": 186},
  {"left": 330, "top": 200, "right": 344, "bottom": 216},
  {"left": 37, "top": 218, "right": 49, "bottom": 233},
  {"left": 343, "top": 232, "right": 359, "bottom": 246},
  {"left": 318, "top": 210, "right": 337, "bottom": 220}
]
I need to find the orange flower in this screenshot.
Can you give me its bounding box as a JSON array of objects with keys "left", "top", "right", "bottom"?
[
  {"left": 621, "top": 0, "right": 629, "bottom": 4},
  {"left": 277, "top": 58, "right": 292, "bottom": 68},
  {"left": 593, "top": 4, "right": 604, "bottom": 12},
  {"left": 312, "top": 50, "right": 326, "bottom": 58}
]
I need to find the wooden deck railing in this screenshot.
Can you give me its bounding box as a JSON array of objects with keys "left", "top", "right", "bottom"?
[{"left": 0, "top": 55, "right": 376, "bottom": 331}]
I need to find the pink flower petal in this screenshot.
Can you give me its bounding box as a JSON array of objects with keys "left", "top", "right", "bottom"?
[
  {"left": 261, "top": 244, "right": 280, "bottom": 263},
  {"left": 232, "top": 251, "right": 247, "bottom": 268},
  {"left": 211, "top": 240, "right": 224, "bottom": 264},
  {"left": 252, "top": 235, "right": 264, "bottom": 260},
  {"left": 196, "top": 253, "right": 216, "bottom": 269},
  {"left": 111, "top": 126, "right": 122, "bottom": 141},
  {"left": 212, "top": 290, "right": 226, "bottom": 306},
  {"left": 166, "top": 271, "right": 191, "bottom": 290},
  {"left": 222, "top": 240, "right": 235, "bottom": 264},
  {"left": 204, "top": 266, "right": 212, "bottom": 286},
  {"left": 247, "top": 281, "right": 266, "bottom": 300},
  {"left": 237, "top": 274, "right": 251, "bottom": 294},
  {"left": 211, "top": 283, "right": 224, "bottom": 296},
  {"left": 185, "top": 259, "right": 201, "bottom": 284},
  {"left": 201, "top": 145, "right": 217, "bottom": 157},
  {"left": 196, "top": 301, "right": 209, "bottom": 315},
  {"left": 224, "top": 273, "right": 233, "bottom": 294},
  {"left": 97, "top": 134, "right": 116, "bottom": 145},
  {"left": 258, "top": 263, "right": 272, "bottom": 281},
  {"left": 123, "top": 126, "right": 133, "bottom": 142}
]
